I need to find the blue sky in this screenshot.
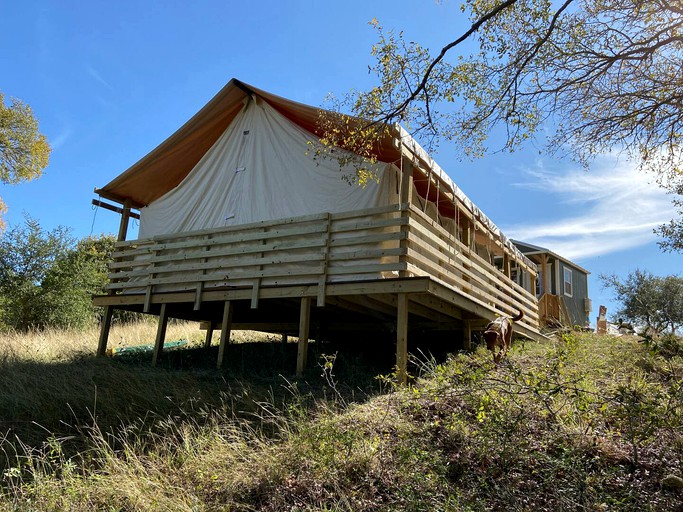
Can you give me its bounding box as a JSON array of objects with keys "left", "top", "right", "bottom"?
[{"left": 1, "top": 0, "right": 680, "bottom": 324}]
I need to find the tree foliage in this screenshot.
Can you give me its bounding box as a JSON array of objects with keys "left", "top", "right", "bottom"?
[
  {"left": 601, "top": 269, "right": 683, "bottom": 336},
  {"left": 335, "top": 0, "right": 683, "bottom": 248},
  {"left": 0, "top": 92, "right": 52, "bottom": 229},
  {"left": 0, "top": 216, "right": 115, "bottom": 331}
]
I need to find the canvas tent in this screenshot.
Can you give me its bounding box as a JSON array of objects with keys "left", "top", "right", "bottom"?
[
  {"left": 93, "top": 79, "right": 544, "bottom": 374},
  {"left": 138, "top": 96, "right": 397, "bottom": 238},
  {"left": 95, "top": 78, "right": 532, "bottom": 270}
]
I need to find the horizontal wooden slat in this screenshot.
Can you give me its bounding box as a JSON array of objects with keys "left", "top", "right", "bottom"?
[
  {"left": 112, "top": 222, "right": 329, "bottom": 258},
  {"left": 108, "top": 249, "right": 328, "bottom": 280},
  {"left": 115, "top": 211, "right": 331, "bottom": 247},
  {"left": 408, "top": 212, "right": 537, "bottom": 306},
  {"left": 104, "top": 202, "right": 539, "bottom": 329}
]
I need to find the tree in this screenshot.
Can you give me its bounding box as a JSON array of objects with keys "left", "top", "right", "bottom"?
[
  {"left": 328, "top": 0, "right": 683, "bottom": 248},
  {"left": 0, "top": 92, "right": 51, "bottom": 229},
  {"left": 40, "top": 234, "right": 118, "bottom": 329},
  {"left": 601, "top": 270, "right": 683, "bottom": 336},
  {"left": 0, "top": 216, "right": 116, "bottom": 331}
]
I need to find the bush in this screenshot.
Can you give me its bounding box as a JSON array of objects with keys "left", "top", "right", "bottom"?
[{"left": 0, "top": 216, "right": 115, "bottom": 330}]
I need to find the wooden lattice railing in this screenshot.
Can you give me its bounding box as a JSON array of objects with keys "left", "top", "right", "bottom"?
[{"left": 107, "top": 203, "right": 539, "bottom": 327}]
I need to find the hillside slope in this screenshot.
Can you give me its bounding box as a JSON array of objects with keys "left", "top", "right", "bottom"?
[{"left": 2, "top": 331, "right": 682, "bottom": 511}]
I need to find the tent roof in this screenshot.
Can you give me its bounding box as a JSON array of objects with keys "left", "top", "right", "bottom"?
[{"left": 95, "top": 79, "right": 402, "bottom": 208}]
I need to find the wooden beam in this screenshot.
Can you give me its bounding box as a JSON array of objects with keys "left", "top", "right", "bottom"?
[
  {"left": 396, "top": 293, "right": 409, "bottom": 385},
  {"left": 92, "top": 199, "right": 140, "bottom": 220},
  {"left": 203, "top": 322, "right": 214, "bottom": 348},
  {"left": 400, "top": 158, "right": 414, "bottom": 204},
  {"left": 399, "top": 159, "right": 414, "bottom": 279},
  {"left": 194, "top": 282, "right": 204, "bottom": 311},
  {"left": 296, "top": 297, "right": 312, "bottom": 376},
  {"left": 541, "top": 254, "right": 550, "bottom": 296},
  {"left": 463, "top": 320, "right": 472, "bottom": 351},
  {"left": 251, "top": 278, "right": 261, "bottom": 309},
  {"left": 216, "top": 301, "right": 233, "bottom": 368},
  {"left": 97, "top": 305, "right": 114, "bottom": 357},
  {"left": 152, "top": 303, "right": 169, "bottom": 367},
  {"left": 117, "top": 199, "right": 133, "bottom": 242},
  {"left": 410, "top": 294, "right": 463, "bottom": 320},
  {"left": 503, "top": 253, "right": 511, "bottom": 279},
  {"left": 93, "top": 277, "right": 434, "bottom": 307}
]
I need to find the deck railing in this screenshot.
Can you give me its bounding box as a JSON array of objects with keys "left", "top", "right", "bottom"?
[{"left": 107, "top": 203, "right": 539, "bottom": 327}]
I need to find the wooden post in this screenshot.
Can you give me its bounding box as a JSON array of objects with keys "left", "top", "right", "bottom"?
[
  {"left": 97, "top": 305, "right": 114, "bottom": 357},
  {"left": 463, "top": 320, "right": 472, "bottom": 351},
  {"left": 152, "top": 303, "right": 169, "bottom": 367},
  {"left": 503, "top": 252, "right": 511, "bottom": 278},
  {"left": 541, "top": 254, "right": 550, "bottom": 296},
  {"left": 399, "top": 158, "right": 414, "bottom": 278},
  {"left": 317, "top": 213, "right": 332, "bottom": 307},
  {"left": 296, "top": 297, "right": 312, "bottom": 376},
  {"left": 117, "top": 199, "right": 132, "bottom": 242},
  {"left": 217, "top": 301, "right": 233, "bottom": 368},
  {"left": 400, "top": 158, "right": 414, "bottom": 205},
  {"left": 203, "top": 323, "right": 214, "bottom": 348},
  {"left": 396, "top": 293, "right": 409, "bottom": 385},
  {"left": 463, "top": 220, "right": 472, "bottom": 250}
]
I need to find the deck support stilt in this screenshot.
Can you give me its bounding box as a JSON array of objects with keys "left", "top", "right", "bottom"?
[
  {"left": 203, "top": 323, "right": 214, "bottom": 348},
  {"left": 152, "top": 303, "right": 169, "bottom": 367},
  {"left": 97, "top": 305, "right": 114, "bottom": 357},
  {"left": 296, "top": 297, "right": 311, "bottom": 376},
  {"left": 463, "top": 320, "right": 472, "bottom": 351},
  {"left": 217, "top": 301, "right": 233, "bottom": 368},
  {"left": 396, "top": 293, "right": 409, "bottom": 385}
]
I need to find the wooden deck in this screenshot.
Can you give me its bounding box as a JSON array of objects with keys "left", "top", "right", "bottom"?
[{"left": 94, "top": 203, "right": 543, "bottom": 381}]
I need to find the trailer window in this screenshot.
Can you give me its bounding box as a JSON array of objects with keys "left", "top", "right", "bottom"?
[{"left": 563, "top": 268, "right": 573, "bottom": 297}]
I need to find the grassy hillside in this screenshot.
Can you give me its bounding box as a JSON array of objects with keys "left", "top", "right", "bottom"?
[{"left": 0, "top": 325, "right": 681, "bottom": 510}]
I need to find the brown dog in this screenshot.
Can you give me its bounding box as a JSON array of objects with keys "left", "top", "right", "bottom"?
[{"left": 483, "top": 310, "right": 524, "bottom": 363}]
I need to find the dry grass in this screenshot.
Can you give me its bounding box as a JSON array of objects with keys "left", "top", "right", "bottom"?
[
  {"left": 0, "top": 327, "right": 681, "bottom": 510},
  {"left": 0, "top": 320, "right": 277, "bottom": 363}
]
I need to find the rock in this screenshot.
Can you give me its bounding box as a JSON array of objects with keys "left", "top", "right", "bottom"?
[{"left": 662, "top": 474, "right": 683, "bottom": 490}]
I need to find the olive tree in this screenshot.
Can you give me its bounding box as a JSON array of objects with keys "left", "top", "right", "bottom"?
[{"left": 601, "top": 270, "right": 683, "bottom": 336}]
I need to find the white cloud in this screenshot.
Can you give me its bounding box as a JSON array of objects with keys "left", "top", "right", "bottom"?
[{"left": 502, "top": 157, "right": 675, "bottom": 260}]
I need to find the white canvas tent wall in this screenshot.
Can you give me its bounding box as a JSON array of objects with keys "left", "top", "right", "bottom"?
[{"left": 139, "top": 95, "right": 397, "bottom": 238}]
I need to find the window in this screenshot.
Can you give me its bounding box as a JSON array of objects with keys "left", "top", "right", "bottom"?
[{"left": 563, "top": 268, "right": 573, "bottom": 297}]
